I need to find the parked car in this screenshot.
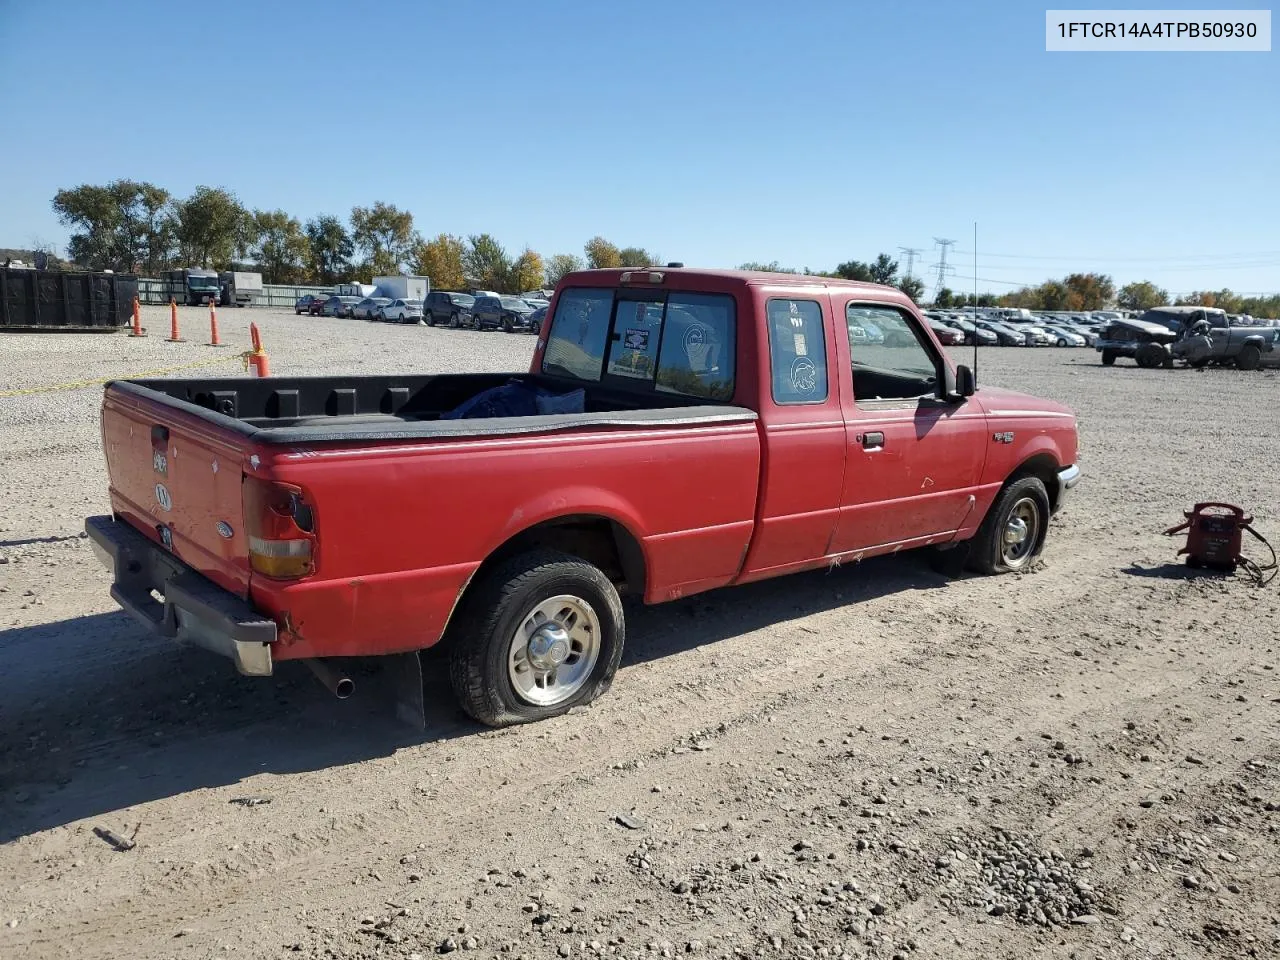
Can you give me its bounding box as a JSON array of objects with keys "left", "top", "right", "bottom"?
[
  {"left": 352, "top": 297, "right": 392, "bottom": 320},
  {"left": 927, "top": 318, "right": 965, "bottom": 345},
  {"left": 1041, "top": 324, "right": 1087, "bottom": 347},
  {"left": 473, "top": 295, "right": 538, "bottom": 332},
  {"left": 294, "top": 294, "right": 326, "bottom": 316},
  {"left": 85, "top": 265, "right": 1080, "bottom": 727},
  {"left": 976, "top": 320, "right": 1027, "bottom": 346},
  {"left": 425, "top": 291, "right": 476, "bottom": 328},
  {"left": 378, "top": 299, "right": 425, "bottom": 323},
  {"left": 322, "top": 296, "right": 363, "bottom": 318},
  {"left": 940, "top": 317, "right": 998, "bottom": 346},
  {"left": 525, "top": 305, "right": 547, "bottom": 334}
]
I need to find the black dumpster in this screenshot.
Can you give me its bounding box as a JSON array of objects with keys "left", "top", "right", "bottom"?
[{"left": 0, "top": 267, "right": 138, "bottom": 332}]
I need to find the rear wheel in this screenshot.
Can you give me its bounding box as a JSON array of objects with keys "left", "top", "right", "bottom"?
[
  {"left": 448, "top": 549, "right": 625, "bottom": 727},
  {"left": 967, "top": 475, "right": 1050, "bottom": 575},
  {"left": 1236, "top": 344, "right": 1262, "bottom": 371},
  {"left": 1101, "top": 349, "right": 1116, "bottom": 366}
]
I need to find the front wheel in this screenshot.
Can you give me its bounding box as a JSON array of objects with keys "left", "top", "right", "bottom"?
[
  {"left": 1236, "top": 344, "right": 1262, "bottom": 371},
  {"left": 448, "top": 549, "right": 625, "bottom": 727},
  {"left": 1100, "top": 349, "right": 1116, "bottom": 366},
  {"left": 502, "top": 315, "right": 513, "bottom": 333},
  {"left": 967, "top": 475, "right": 1051, "bottom": 575},
  {"left": 449, "top": 312, "right": 460, "bottom": 328}
]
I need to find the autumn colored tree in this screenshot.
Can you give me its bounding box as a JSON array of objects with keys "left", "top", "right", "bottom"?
[
  {"left": 412, "top": 233, "right": 467, "bottom": 290},
  {"left": 584, "top": 236, "right": 622, "bottom": 269},
  {"left": 510, "top": 247, "right": 546, "bottom": 292}
]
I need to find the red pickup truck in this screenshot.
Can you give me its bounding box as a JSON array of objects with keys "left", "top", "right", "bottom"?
[{"left": 86, "top": 267, "right": 1080, "bottom": 727}]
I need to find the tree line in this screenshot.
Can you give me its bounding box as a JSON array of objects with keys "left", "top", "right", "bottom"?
[
  {"left": 45, "top": 180, "right": 1280, "bottom": 316},
  {"left": 962, "top": 274, "right": 1278, "bottom": 317},
  {"left": 50, "top": 180, "right": 662, "bottom": 294}
]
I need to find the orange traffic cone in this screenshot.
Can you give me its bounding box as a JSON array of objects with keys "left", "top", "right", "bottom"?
[
  {"left": 243, "top": 322, "right": 271, "bottom": 377},
  {"left": 128, "top": 295, "right": 145, "bottom": 337},
  {"left": 209, "top": 300, "right": 222, "bottom": 346},
  {"left": 166, "top": 299, "right": 184, "bottom": 342}
]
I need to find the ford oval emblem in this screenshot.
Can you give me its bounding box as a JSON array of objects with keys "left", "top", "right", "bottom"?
[
  {"left": 215, "top": 521, "right": 234, "bottom": 539},
  {"left": 154, "top": 483, "right": 172, "bottom": 512}
]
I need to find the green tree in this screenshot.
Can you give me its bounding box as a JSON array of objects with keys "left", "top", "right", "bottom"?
[
  {"left": 833, "top": 260, "right": 873, "bottom": 282},
  {"left": 52, "top": 179, "right": 174, "bottom": 272},
  {"left": 617, "top": 246, "right": 658, "bottom": 267},
  {"left": 584, "top": 236, "right": 622, "bottom": 269},
  {"left": 545, "top": 253, "right": 584, "bottom": 286},
  {"left": 1116, "top": 280, "right": 1169, "bottom": 311},
  {"left": 897, "top": 276, "right": 926, "bottom": 303},
  {"left": 412, "top": 233, "right": 467, "bottom": 290},
  {"left": 738, "top": 261, "right": 799, "bottom": 273},
  {"left": 249, "top": 210, "right": 309, "bottom": 283},
  {"left": 350, "top": 202, "right": 417, "bottom": 275},
  {"left": 174, "top": 186, "right": 248, "bottom": 268},
  {"left": 465, "top": 234, "right": 512, "bottom": 291},
  {"left": 305, "top": 215, "right": 353, "bottom": 284},
  {"left": 934, "top": 287, "right": 955, "bottom": 308},
  {"left": 510, "top": 247, "right": 546, "bottom": 292},
  {"left": 869, "top": 253, "right": 899, "bottom": 286}
]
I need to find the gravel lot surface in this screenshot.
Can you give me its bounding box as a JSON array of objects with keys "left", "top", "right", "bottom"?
[{"left": 2, "top": 308, "right": 1278, "bottom": 960}]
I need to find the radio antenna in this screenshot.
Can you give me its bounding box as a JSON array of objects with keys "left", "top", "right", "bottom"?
[{"left": 973, "top": 221, "right": 979, "bottom": 388}]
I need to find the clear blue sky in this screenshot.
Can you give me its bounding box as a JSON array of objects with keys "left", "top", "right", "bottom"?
[{"left": 0, "top": 0, "right": 1276, "bottom": 295}]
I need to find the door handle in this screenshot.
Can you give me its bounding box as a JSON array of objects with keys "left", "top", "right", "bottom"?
[{"left": 861, "top": 431, "right": 885, "bottom": 449}]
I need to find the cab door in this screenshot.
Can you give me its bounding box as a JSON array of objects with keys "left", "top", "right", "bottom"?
[{"left": 829, "top": 301, "right": 987, "bottom": 554}]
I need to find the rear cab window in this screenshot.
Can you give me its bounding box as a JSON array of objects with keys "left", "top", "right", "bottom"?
[{"left": 542, "top": 288, "right": 735, "bottom": 401}]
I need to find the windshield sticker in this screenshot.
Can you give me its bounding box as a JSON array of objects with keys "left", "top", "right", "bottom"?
[
  {"left": 623, "top": 328, "right": 650, "bottom": 351},
  {"left": 793, "top": 333, "right": 808, "bottom": 357}
]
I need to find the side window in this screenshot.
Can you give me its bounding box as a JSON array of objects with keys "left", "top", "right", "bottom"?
[
  {"left": 846, "top": 304, "right": 940, "bottom": 402},
  {"left": 767, "top": 298, "right": 828, "bottom": 404}
]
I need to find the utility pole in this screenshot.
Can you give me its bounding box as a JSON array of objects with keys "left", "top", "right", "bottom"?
[
  {"left": 897, "top": 246, "right": 922, "bottom": 279},
  {"left": 931, "top": 238, "right": 956, "bottom": 299}
]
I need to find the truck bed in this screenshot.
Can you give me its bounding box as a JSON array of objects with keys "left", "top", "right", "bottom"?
[{"left": 111, "top": 372, "right": 757, "bottom": 443}]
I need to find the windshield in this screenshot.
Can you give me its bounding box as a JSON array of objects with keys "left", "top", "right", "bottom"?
[
  {"left": 188, "top": 276, "right": 219, "bottom": 290},
  {"left": 501, "top": 297, "right": 530, "bottom": 310},
  {"left": 450, "top": 294, "right": 475, "bottom": 306}
]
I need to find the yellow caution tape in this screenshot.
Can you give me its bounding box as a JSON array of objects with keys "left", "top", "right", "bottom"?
[{"left": 0, "top": 354, "right": 241, "bottom": 399}]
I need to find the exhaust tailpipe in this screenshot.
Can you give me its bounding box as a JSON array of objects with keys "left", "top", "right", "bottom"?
[{"left": 304, "top": 658, "right": 354, "bottom": 699}]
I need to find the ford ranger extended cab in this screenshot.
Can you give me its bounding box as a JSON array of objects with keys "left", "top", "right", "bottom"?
[{"left": 86, "top": 268, "right": 1080, "bottom": 727}]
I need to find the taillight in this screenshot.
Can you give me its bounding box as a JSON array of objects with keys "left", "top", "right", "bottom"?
[{"left": 243, "top": 475, "right": 316, "bottom": 579}]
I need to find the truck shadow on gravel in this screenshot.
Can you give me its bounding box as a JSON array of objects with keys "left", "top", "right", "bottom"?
[{"left": 0, "top": 553, "right": 946, "bottom": 843}]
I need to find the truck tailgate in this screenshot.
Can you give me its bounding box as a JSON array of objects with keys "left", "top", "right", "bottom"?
[{"left": 102, "top": 386, "right": 252, "bottom": 599}]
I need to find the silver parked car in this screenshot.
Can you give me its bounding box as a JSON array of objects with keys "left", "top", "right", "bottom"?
[
  {"left": 377, "top": 298, "right": 425, "bottom": 323},
  {"left": 352, "top": 297, "right": 392, "bottom": 320}
]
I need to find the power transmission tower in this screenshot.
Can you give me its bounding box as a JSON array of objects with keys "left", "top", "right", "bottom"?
[
  {"left": 898, "top": 247, "right": 922, "bottom": 279},
  {"left": 931, "top": 238, "right": 956, "bottom": 298}
]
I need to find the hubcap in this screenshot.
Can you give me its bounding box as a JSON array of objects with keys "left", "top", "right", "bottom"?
[
  {"left": 507, "top": 595, "right": 601, "bottom": 707},
  {"left": 1001, "top": 497, "right": 1041, "bottom": 568}
]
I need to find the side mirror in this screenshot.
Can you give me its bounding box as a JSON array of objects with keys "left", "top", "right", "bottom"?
[{"left": 955, "top": 364, "right": 976, "bottom": 399}]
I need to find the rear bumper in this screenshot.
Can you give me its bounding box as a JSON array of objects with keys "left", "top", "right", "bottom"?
[
  {"left": 85, "top": 515, "right": 276, "bottom": 676},
  {"left": 1054, "top": 464, "right": 1082, "bottom": 514}
]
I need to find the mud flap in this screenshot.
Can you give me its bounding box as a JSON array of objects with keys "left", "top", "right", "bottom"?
[{"left": 388, "top": 651, "right": 426, "bottom": 731}]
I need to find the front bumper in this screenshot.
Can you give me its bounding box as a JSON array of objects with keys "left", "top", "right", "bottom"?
[
  {"left": 85, "top": 515, "right": 276, "bottom": 676},
  {"left": 1054, "top": 464, "right": 1082, "bottom": 514}
]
